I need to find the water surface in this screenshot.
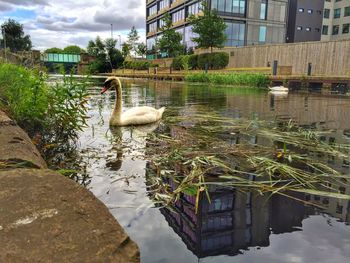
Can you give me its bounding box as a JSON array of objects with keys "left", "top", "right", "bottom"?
[{"left": 78, "top": 79, "right": 350, "bottom": 263}]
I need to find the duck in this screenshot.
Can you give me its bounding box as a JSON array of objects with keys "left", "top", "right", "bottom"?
[
  {"left": 101, "top": 77, "right": 165, "bottom": 126},
  {"left": 268, "top": 86, "right": 289, "bottom": 92}
]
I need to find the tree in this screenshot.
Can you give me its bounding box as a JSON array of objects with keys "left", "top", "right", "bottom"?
[
  {"left": 189, "top": 1, "right": 227, "bottom": 53},
  {"left": 45, "top": 47, "right": 63, "bottom": 53},
  {"left": 63, "top": 45, "right": 83, "bottom": 54},
  {"left": 136, "top": 42, "right": 147, "bottom": 58},
  {"left": 122, "top": 43, "right": 131, "bottom": 58},
  {"left": 105, "top": 38, "right": 124, "bottom": 69},
  {"left": 127, "top": 26, "right": 140, "bottom": 57},
  {"left": 158, "top": 13, "right": 183, "bottom": 57},
  {"left": 87, "top": 36, "right": 124, "bottom": 73},
  {"left": 0, "top": 19, "right": 32, "bottom": 52}
]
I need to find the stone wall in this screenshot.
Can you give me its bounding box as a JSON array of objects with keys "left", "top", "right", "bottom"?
[{"left": 0, "top": 110, "right": 139, "bottom": 262}]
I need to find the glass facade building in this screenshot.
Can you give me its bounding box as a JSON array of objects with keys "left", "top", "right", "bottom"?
[{"left": 146, "top": 0, "right": 288, "bottom": 55}]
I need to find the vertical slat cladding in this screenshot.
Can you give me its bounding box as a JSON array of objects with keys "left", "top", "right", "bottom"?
[{"left": 195, "top": 40, "right": 350, "bottom": 76}]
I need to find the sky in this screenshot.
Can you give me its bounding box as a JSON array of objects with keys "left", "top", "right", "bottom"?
[{"left": 0, "top": 0, "right": 146, "bottom": 50}]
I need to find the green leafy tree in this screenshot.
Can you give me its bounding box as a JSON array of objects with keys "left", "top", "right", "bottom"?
[
  {"left": 86, "top": 36, "right": 124, "bottom": 73},
  {"left": 45, "top": 47, "right": 63, "bottom": 53},
  {"left": 63, "top": 45, "right": 83, "bottom": 54},
  {"left": 105, "top": 38, "right": 124, "bottom": 69},
  {"left": 127, "top": 26, "right": 140, "bottom": 57},
  {"left": 158, "top": 13, "right": 183, "bottom": 57},
  {"left": 0, "top": 19, "right": 32, "bottom": 52},
  {"left": 122, "top": 42, "right": 131, "bottom": 58},
  {"left": 136, "top": 42, "right": 147, "bottom": 58},
  {"left": 189, "top": 1, "right": 227, "bottom": 53}
]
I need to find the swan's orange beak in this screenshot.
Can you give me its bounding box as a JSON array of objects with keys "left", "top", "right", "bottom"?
[{"left": 101, "top": 87, "right": 109, "bottom": 94}]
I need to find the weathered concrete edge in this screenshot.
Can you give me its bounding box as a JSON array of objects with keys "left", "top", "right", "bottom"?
[{"left": 0, "top": 110, "right": 140, "bottom": 262}]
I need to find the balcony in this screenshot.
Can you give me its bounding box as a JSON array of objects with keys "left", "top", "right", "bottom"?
[
  {"left": 147, "top": 12, "right": 158, "bottom": 21},
  {"left": 172, "top": 19, "right": 186, "bottom": 28},
  {"left": 147, "top": 31, "right": 157, "bottom": 37},
  {"left": 158, "top": 6, "right": 170, "bottom": 16},
  {"left": 170, "top": 0, "right": 186, "bottom": 9},
  {"left": 147, "top": 0, "right": 156, "bottom": 5}
]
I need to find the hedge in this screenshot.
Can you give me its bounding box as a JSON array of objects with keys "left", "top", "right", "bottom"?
[{"left": 171, "top": 52, "right": 229, "bottom": 70}]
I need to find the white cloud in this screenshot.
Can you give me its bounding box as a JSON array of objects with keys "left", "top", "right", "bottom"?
[{"left": 0, "top": 0, "right": 146, "bottom": 50}]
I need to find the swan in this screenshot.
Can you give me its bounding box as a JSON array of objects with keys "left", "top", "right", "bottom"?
[
  {"left": 268, "top": 86, "right": 289, "bottom": 92},
  {"left": 101, "top": 77, "right": 165, "bottom": 126}
]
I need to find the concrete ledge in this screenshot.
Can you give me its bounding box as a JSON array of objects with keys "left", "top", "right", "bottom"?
[{"left": 0, "top": 111, "right": 139, "bottom": 262}]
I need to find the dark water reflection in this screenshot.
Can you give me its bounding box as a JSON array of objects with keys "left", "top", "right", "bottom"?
[{"left": 79, "top": 79, "right": 350, "bottom": 263}]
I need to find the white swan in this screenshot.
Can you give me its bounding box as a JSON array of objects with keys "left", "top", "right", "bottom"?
[
  {"left": 268, "top": 86, "right": 289, "bottom": 92},
  {"left": 101, "top": 77, "right": 165, "bottom": 126}
]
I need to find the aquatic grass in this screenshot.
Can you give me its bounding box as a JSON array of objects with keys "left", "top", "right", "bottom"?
[
  {"left": 145, "top": 114, "right": 350, "bottom": 210},
  {"left": 184, "top": 72, "right": 269, "bottom": 87}
]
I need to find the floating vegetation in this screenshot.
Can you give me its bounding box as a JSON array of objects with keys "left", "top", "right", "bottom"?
[{"left": 145, "top": 113, "right": 350, "bottom": 210}]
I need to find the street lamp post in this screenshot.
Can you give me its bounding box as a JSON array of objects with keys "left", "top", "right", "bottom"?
[
  {"left": 111, "top": 24, "right": 113, "bottom": 39},
  {"left": 118, "top": 35, "right": 122, "bottom": 50}
]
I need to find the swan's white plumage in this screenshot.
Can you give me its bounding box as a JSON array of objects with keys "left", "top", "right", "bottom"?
[
  {"left": 104, "top": 77, "right": 165, "bottom": 126},
  {"left": 268, "top": 86, "right": 289, "bottom": 92}
]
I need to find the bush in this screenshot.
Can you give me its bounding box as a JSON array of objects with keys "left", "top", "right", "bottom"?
[
  {"left": 197, "top": 52, "right": 229, "bottom": 70},
  {"left": 171, "top": 55, "right": 198, "bottom": 70},
  {"left": 123, "top": 61, "right": 158, "bottom": 70},
  {"left": 185, "top": 72, "right": 269, "bottom": 87},
  {"left": 0, "top": 63, "right": 89, "bottom": 139}
]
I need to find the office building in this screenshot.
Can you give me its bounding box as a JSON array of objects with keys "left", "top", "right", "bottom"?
[
  {"left": 146, "top": 0, "right": 288, "bottom": 56},
  {"left": 322, "top": 0, "right": 350, "bottom": 41},
  {"left": 286, "top": 0, "right": 325, "bottom": 43}
]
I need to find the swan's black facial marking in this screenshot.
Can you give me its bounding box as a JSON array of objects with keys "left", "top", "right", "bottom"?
[{"left": 101, "top": 79, "right": 112, "bottom": 94}]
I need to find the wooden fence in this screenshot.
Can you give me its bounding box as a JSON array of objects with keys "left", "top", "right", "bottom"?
[{"left": 195, "top": 39, "right": 350, "bottom": 77}]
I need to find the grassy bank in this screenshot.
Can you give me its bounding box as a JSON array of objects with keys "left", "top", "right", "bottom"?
[
  {"left": 185, "top": 72, "right": 269, "bottom": 87},
  {"left": 0, "top": 63, "right": 89, "bottom": 181}
]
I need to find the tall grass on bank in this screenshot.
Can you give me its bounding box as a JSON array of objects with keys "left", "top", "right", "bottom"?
[
  {"left": 0, "top": 63, "right": 89, "bottom": 180},
  {"left": 0, "top": 63, "right": 88, "bottom": 140},
  {"left": 185, "top": 72, "right": 269, "bottom": 87}
]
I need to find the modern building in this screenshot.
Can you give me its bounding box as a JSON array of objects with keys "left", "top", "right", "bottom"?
[
  {"left": 286, "top": 0, "right": 325, "bottom": 43},
  {"left": 322, "top": 0, "right": 350, "bottom": 41},
  {"left": 146, "top": 0, "right": 289, "bottom": 57}
]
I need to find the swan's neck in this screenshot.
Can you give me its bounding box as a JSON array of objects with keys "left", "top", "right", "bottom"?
[{"left": 111, "top": 79, "right": 122, "bottom": 124}]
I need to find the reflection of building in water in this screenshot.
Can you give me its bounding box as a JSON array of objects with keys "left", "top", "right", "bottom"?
[
  {"left": 160, "top": 183, "right": 350, "bottom": 258},
  {"left": 161, "top": 185, "right": 270, "bottom": 258}
]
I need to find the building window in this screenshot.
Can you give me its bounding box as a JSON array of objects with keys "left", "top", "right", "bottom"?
[
  {"left": 334, "top": 8, "right": 341, "bottom": 19},
  {"left": 345, "top": 6, "right": 350, "bottom": 17},
  {"left": 322, "top": 25, "right": 328, "bottom": 35},
  {"left": 159, "top": 0, "right": 170, "bottom": 10},
  {"left": 172, "top": 9, "right": 185, "bottom": 23},
  {"left": 225, "top": 21, "right": 245, "bottom": 46},
  {"left": 332, "top": 25, "right": 339, "bottom": 35},
  {"left": 260, "top": 2, "right": 267, "bottom": 20},
  {"left": 298, "top": 8, "right": 304, "bottom": 13},
  {"left": 188, "top": 2, "right": 201, "bottom": 16},
  {"left": 307, "top": 9, "right": 313, "bottom": 14},
  {"left": 212, "top": 0, "right": 245, "bottom": 15},
  {"left": 324, "top": 9, "right": 330, "bottom": 18},
  {"left": 148, "top": 21, "right": 157, "bottom": 33},
  {"left": 148, "top": 4, "right": 157, "bottom": 17},
  {"left": 259, "top": 26, "right": 266, "bottom": 43},
  {"left": 306, "top": 27, "right": 311, "bottom": 31},
  {"left": 343, "top": 23, "right": 350, "bottom": 34},
  {"left": 297, "top": 26, "right": 302, "bottom": 31}
]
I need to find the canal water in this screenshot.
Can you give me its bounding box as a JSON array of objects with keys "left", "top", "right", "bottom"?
[{"left": 78, "top": 79, "right": 350, "bottom": 263}]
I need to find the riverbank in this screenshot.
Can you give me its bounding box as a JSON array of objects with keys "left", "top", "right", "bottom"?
[{"left": 0, "top": 110, "right": 139, "bottom": 262}]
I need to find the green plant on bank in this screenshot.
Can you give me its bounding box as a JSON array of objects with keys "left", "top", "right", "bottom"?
[
  {"left": 123, "top": 60, "right": 159, "bottom": 70},
  {"left": 145, "top": 113, "right": 350, "bottom": 211},
  {"left": 185, "top": 72, "right": 269, "bottom": 87},
  {"left": 0, "top": 63, "right": 89, "bottom": 175},
  {"left": 171, "top": 52, "right": 229, "bottom": 70}
]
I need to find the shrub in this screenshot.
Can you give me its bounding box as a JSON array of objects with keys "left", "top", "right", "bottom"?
[
  {"left": 171, "top": 55, "right": 198, "bottom": 70},
  {"left": 188, "top": 54, "right": 198, "bottom": 69},
  {"left": 185, "top": 72, "right": 269, "bottom": 87},
  {"left": 123, "top": 60, "right": 158, "bottom": 70},
  {"left": 197, "top": 52, "right": 229, "bottom": 70},
  {"left": 0, "top": 63, "right": 89, "bottom": 139}
]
